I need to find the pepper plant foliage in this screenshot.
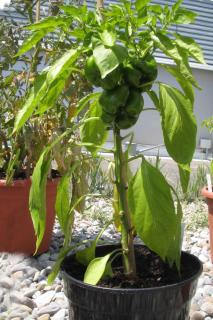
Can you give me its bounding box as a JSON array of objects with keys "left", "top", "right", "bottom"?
[{"left": 14, "top": 0, "right": 204, "bottom": 284}]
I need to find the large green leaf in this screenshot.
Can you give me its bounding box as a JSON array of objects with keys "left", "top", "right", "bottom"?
[
  {"left": 29, "top": 151, "right": 52, "bottom": 252},
  {"left": 173, "top": 8, "right": 197, "bottom": 24},
  {"left": 159, "top": 83, "right": 197, "bottom": 164},
  {"left": 162, "top": 65, "right": 194, "bottom": 104},
  {"left": 174, "top": 33, "right": 205, "bottom": 64},
  {"left": 93, "top": 44, "right": 126, "bottom": 79},
  {"left": 178, "top": 163, "right": 191, "bottom": 194},
  {"left": 152, "top": 33, "right": 199, "bottom": 89},
  {"left": 166, "top": 201, "right": 183, "bottom": 270},
  {"left": 13, "top": 72, "right": 47, "bottom": 132},
  {"left": 13, "top": 49, "right": 79, "bottom": 132},
  {"left": 26, "top": 16, "right": 71, "bottom": 30},
  {"left": 100, "top": 30, "right": 116, "bottom": 47},
  {"left": 80, "top": 100, "right": 108, "bottom": 154},
  {"left": 75, "top": 92, "right": 101, "bottom": 117},
  {"left": 16, "top": 28, "right": 53, "bottom": 57},
  {"left": 84, "top": 253, "right": 112, "bottom": 285},
  {"left": 55, "top": 173, "right": 72, "bottom": 234},
  {"left": 128, "top": 159, "right": 177, "bottom": 261}
]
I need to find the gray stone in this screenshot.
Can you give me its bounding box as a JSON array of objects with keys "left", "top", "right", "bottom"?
[
  {"left": 0, "top": 276, "right": 14, "bottom": 289},
  {"left": 24, "top": 288, "right": 37, "bottom": 298},
  {"left": 201, "top": 302, "right": 213, "bottom": 316},
  {"left": 34, "top": 291, "right": 55, "bottom": 308},
  {"left": 37, "top": 302, "right": 60, "bottom": 316},
  {"left": 37, "top": 315, "right": 50, "bottom": 320},
  {"left": 10, "top": 292, "right": 35, "bottom": 309},
  {"left": 190, "top": 311, "right": 206, "bottom": 320},
  {"left": 52, "top": 309, "right": 66, "bottom": 320},
  {"left": 203, "top": 285, "right": 213, "bottom": 295}
]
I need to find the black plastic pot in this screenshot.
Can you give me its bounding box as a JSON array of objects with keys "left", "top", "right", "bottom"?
[{"left": 61, "top": 245, "right": 202, "bottom": 320}]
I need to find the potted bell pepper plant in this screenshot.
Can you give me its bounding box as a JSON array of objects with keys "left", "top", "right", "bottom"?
[
  {"left": 201, "top": 116, "right": 213, "bottom": 262},
  {"left": 0, "top": 0, "right": 91, "bottom": 255},
  {"left": 14, "top": 0, "right": 205, "bottom": 318}
]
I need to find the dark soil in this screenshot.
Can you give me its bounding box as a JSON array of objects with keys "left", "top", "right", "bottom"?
[
  {"left": 0, "top": 168, "right": 60, "bottom": 180},
  {"left": 63, "top": 245, "right": 201, "bottom": 289}
]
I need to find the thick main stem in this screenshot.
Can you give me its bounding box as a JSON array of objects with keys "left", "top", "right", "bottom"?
[{"left": 114, "top": 127, "right": 136, "bottom": 276}]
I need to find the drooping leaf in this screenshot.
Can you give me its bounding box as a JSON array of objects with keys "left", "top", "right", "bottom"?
[
  {"left": 55, "top": 173, "right": 71, "bottom": 234},
  {"left": 80, "top": 100, "right": 108, "bottom": 154},
  {"left": 152, "top": 33, "right": 200, "bottom": 89},
  {"left": 25, "top": 16, "right": 71, "bottom": 30},
  {"left": 84, "top": 253, "right": 112, "bottom": 285},
  {"left": 173, "top": 8, "right": 197, "bottom": 24},
  {"left": 162, "top": 65, "right": 194, "bottom": 105},
  {"left": 13, "top": 72, "right": 47, "bottom": 132},
  {"left": 178, "top": 163, "right": 191, "bottom": 193},
  {"left": 16, "top": 28, "right": 54, "bottom": 57},
  {"left": 166, "top": 200, "right": 183, "bottom": 270},
  {"left": 147, "top": 90, "right": 160, "bottom": 111},
  {"left": 13, "top": 49, "right": 79, "bottom": 132},
  {"left": 174, "top": 33, "right": 205, "bottom": 64},
  {"left": 29, "top": 151, "right": 52, "bottom": 252},
  {"left": 48, "top": 245, "right": 78, "bottom": 284},
  {"left": 128, "top": 159, "right": 177, "bottom": 261},
  {"left": 159, "top": 83, "right": 197, "bottom": 164}
]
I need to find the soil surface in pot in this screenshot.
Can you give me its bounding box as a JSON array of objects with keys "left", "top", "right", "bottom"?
[
  {"left": 0, "top": 168, "right": 60, "bottom": 180},
  {"left": 63, "top": 245, "right": 200, "bottom": 289}
]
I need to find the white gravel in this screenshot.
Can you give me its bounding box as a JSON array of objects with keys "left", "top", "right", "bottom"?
[{"left": 0, "top": 200, "right": 212, "bottom": 320}]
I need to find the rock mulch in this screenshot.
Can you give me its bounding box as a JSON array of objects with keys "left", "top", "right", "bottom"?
[{"left": 0, "top": 201, "right": 212, "bottom": 320}]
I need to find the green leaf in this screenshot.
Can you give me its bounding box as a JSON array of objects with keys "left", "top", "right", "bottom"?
[
  {"left": 178, "top": 163, "right": 191, "bottom": 193},
  {"left": 162, "top": 65, "right": 194, "bottom": 105},
  {"left": 16, "top": 29, "right": 53, "bottom": 57},
  {"left": 29, "top": 151, "right": 52, "bottom": 252},
  {"left": 76, "top": 219, "right": 113, "bottom": 267},
  {"left": 26, "top": 16, "right": 71, "bottom": 30},
  {"left": 129, "top": 159, "right": 177, "bottom": 261},
  {"left": 60, "top": 5, "right": 83, "bottom": 20},
  {"left": 166, "top": 200, "right": 182, "bottom": 270},
  {"left": 171, "top": 0, "right": 183, "bottom": 16},
  {"left": 159, "top": 83, "right": 197, "bottom": 164},
  {"left": 135, "top": 0, "right": 151, "bottom": 11},
  {"left": 100, "top": 30, "right": 116, "bottom": 47},
  {"left": 55, "top": 173, "right": 71, "bottom": 234},
  {"left": 14, "top": 49, "right": 79, "bottom": 132},
  {"left": 93, "top": 44, "right": 126, "bottom": 79},
  {"left": 13, "top": 72, "right": 47, "bottom": 133},
  {"left": 80, "top": 101, "right": 108, "bottom": 155},
  {"left": 147, "top": 90, "right": 160, "bottom": 111},
  {"left": 211, "top": 161, "right": 213, "bottom": 176},
  {"left": 173, "top": 8, "right": 197, "bottom": 24},
  {"left": 174, "top": 34, "right": 205, "bottom": 64},
  {"left": 75, "top": 92, "right": 101, "bottom": 117},
  {"left": 84, "top": 253, "right": 112, "bottom": 285},
  {"left": 48, "top": 245, "right": 78, "bottom": 284}
]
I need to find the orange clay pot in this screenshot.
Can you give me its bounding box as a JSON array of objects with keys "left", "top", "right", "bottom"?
[
  {"left": 201, "top": 187, "right": 213, "bottom": 263},
  {"left": 0, "top": 178, "right": 58, "bottom": 255}
]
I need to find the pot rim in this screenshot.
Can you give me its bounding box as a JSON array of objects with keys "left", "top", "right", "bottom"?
[
  {"left": 201, "top": 186, "right": 213, "bottom": 199},
  {"left": 0, "top": 177, "right": 59, "bottom": 187},
  {"left": 61, "top": 245, "right": 203, "bottom": 293}
]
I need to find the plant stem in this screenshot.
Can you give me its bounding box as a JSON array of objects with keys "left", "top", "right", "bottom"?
[{"left": 113, "top": 126, "right": 136, "bottom": 276}]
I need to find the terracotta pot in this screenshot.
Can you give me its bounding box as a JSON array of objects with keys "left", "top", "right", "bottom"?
[
  {"left": 0, "top": 178, "right": 58, "bottom": 255},
  {"left": 201, "top": 187, "right": 213, "bottom": 262}
]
